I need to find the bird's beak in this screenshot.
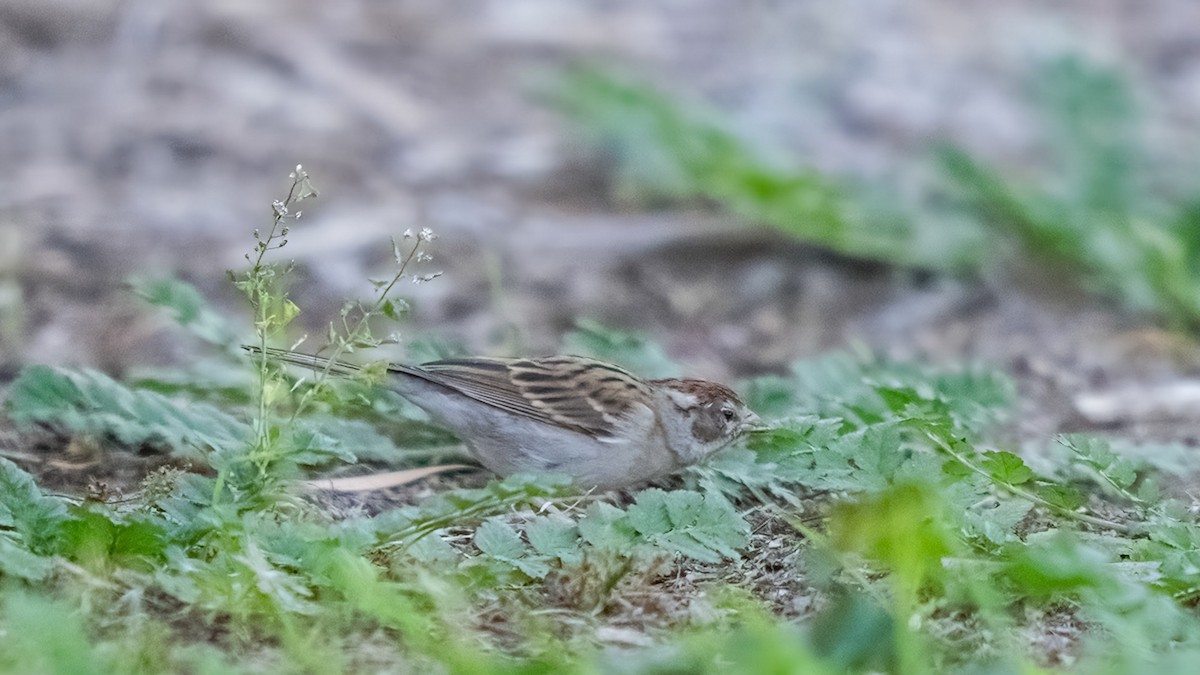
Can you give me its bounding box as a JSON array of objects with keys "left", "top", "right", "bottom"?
[{"left": 738, "top": 411, "right": 768, "bottom": 433}]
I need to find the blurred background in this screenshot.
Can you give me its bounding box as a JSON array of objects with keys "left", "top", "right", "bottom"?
[{"left": 4, "top": 0, "right": 1200, "bottom": 440}]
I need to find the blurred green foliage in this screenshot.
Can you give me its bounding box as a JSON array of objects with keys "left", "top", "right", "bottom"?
[
  {"left": 8, "top": 328, "right": 1200, "bottom": 671},
  {"left": 553, "top": 66, "right": 959, "bottom": 270},
  {"left": 558, "top": 58, "right": 1200, "bottom": 333},
  {"left": 942, "top": 56, "right": 1200, "bottom": 330}
]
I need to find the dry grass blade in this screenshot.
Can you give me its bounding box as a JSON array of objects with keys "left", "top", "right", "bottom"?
[{"left": 302, "top": 464, "right": 478, "bottom": 492}]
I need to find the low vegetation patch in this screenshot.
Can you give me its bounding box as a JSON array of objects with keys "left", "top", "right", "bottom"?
[{"left": 4, "top": 161, "right": 1200, "bottom": 674}]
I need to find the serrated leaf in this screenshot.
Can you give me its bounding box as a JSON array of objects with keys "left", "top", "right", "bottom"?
[
  {"left": 404, "top": 532, "right": 458, "bottom": 564},
  {"left": 577, "top": 502, "right": 638, "bottom": 549},
  {"left": 1107, "top": 459, "right": 1138, "bottom": 490},
  {"left": 1036, "top": 483, "right": 1085, "bottom": 511},
  {"left": 474, "top": 519, "right": 526, "bottom": 560},
  {"left": 0, "top": 458, "right": 68, "bottom": 554},
  {"left": 963, "top": 499, "right": 1032, "bottom": 546},
  {"left": 847, "top": 424, "right": 906, "bottom": 484},
  {"left": 812, "top": 426, "right": 904, "bottom": 492},
  {"left": 1063, "top": 435, "right": 1117, "bottom": 468},
  {"left": 941, "top": 457, "right": 974, "bottom": 480},
  {"left": 526, "top": 518, "right": 581, "bottom": 565},
  {"left": 625, "top": 489, "right": 748, "bottom": 563},
  {"left": 982, "top": 451, "right": 1034, "bottom": 486},
  {"left": 4, "top": 365, "right": 250, "bottom": 459},
  {"left": 473, "top": 519, "right": 550, "bottom": 579},
  {"left": 625, "top": 490, "right": 673, "bottom": 535},
  {"left": 876, "top": 386, "right": 921, "bottom": 413},
  {"left": 236, "top": 541, "right": 319, "bottom": 616},
  {"left": 1148, "top": 522, "right": 1197, "bottom": 551}
]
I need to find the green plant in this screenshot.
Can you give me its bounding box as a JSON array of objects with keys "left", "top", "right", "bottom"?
[
  {"left": 8, "top": 168, "right": 1200, "bottom": 672},
  {"left": 552, "top": 66, "right": 982, "bottom": 272},
  {"left": 557, "top": 58, "right": 1200, "bottom": 334},
  {"left": 941, "top": 56, "right": 1200, "bottom": 330}
]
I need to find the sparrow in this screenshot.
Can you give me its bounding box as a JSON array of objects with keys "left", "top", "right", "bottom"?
[{"left": 252, "top": 347, "right": 762, "bottom": 490}]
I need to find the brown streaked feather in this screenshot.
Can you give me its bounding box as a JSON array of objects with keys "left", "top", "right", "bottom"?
[
  {"left": 252, "top": 346, "right": 658, "bottom": 438},
  {"left": 650, "top": 378, "right": 743, "bottom": 406},
  {"left": 393, "top": 356, "right": 653, "bottom": 438}
]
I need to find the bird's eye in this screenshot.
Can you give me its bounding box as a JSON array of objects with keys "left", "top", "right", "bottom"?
[{"left": 721, "top": 407, "right": 736, "bottom": 421}]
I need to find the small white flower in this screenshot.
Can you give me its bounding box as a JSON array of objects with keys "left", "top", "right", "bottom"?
[
  {"left": 402, "top": 228, "right": 414, "bottom": 239},
  {"left": 412, "top": 271, "right": 444, "bottom": 284},
  {"left": 419, "top": 227, "right": 437, "bottom": 242}
]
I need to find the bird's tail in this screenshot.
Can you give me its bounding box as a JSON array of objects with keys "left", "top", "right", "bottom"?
[{"left": 242, "top": 345, "right": 364, "bottom": 378}]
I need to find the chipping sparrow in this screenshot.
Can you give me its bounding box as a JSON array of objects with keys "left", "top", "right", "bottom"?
[{"left": 254, "top": 348, "right": 762, "bottom": 489}]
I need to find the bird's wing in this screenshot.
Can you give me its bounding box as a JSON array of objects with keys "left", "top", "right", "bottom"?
[{"left": 395, "top": 356, "right": 652, "bottom": 438}]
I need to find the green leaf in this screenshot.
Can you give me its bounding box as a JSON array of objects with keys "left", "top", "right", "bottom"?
[
  {"left": 235, "top": 540, "right": 320, "bottom": 616},
  {"left": 624, "top": 489, "right": 749, "bottom": 563},
  {"left": 829, "top": 483, "right": 956, "bottom": 585},
  {"left": 474, "top": 519, "right": 526, "bottom": 560},
  {"left": 1136, "top": 477, "right": 1162, "bottom": 504},
  {"left": 129, "top": 276, "right": 239, "bottom": 347},
  {"left": 741, "top": 375, "right": 800, "bottom": 419},
  {"left": 846, "top": 425, "right": 907, "bottom": 485},
  {"left": 1036, "top": 484, "right": 1086, "bottom": 511},
  {"left": 0, "top": 458, "right": 68, "bottom": 554},
  {"left": 525, "top": 518, "right": 582, "bottom": 566},
  {"left": 403, "top": 532, "right": 458, "bottom": 564},
  {"left": 1, "top": 593, "right": 98, "bottom": 674},
  {"left": 0, "top": 536, "right": 54, "bottom": 581},
  {"left": 280, "top": 299, "right": 301, "bottom": 326},
  {"left": 380, "top": 297, "right": 410, "bottom": 321},
  {"left": 875, "top": 386, "right": 920, "bottom": 414},
  {"left": 561, "top": 319, "right": 681, "bottom": 379},
  {"left": 58, "top": 508, "right": 166, "bottom": 572},
  {"left": 1004, "top": 532, "right": 1120, "bottom": 596},
  {"left": 940, "top": 56, "right": 1200, "bottom": 331},
  {"left": 1061, "top": 435, "right": 1146, "bottom": 497},
  {"left": 4, "top": 365, "right": 251, "bottom": 459},
  {"left": 810, "top": 592, "right": 896, "bottom": 672},
  {"left": 962, "top": 499, "right": 1032, "bottom": 546},
  {"left": 552, "top": 68, "right": 923, "bottom": 267},
  {"left": 577, "top": 502, "right": 639, "bottom": 550},
  {"left": 474, "top": 518, "right": 550, "bottom": 579},
  {"left": 288, "top": 415, "right": 411, "bottom": 466},
  {"left": 981, "top": 451, "right": 1034, "bottom": 486},
  {"left": 808, "top": 425, "right": 906, "bottom": 493}
]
